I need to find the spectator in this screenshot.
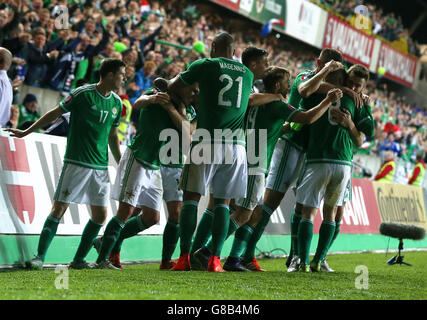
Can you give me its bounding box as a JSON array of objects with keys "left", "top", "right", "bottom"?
[
  {"left": 4, "top": 105, "right": 19, "bottom": 129},
  {"left": 128, "top": 60, "right": 157, "bottom": 103},
  {"left": 0, "top": 47, "right": 13, "bottom": 127},
  {"left": 17, "top": 93, "right": 41, "bottom": 130},
  {"left": 379, "top": 131, "right": 402, "bottom": 159},
  {"left": 407, "top": 153, "right": 425, "bottom": 186},
  {"left": 0, "top": 2, "right": 22, "bottom": 48},
  {"left": 23, "top": 27, "right": 60, "bottom": 86},
  {"left": 374, "top": 151, "right": 396, "bottom": 182}
]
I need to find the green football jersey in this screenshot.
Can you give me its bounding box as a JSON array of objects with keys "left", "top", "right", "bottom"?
[
  {"left": 18, "top": 105, "right": 41, "bottom": 130},
  {"left": 281, "top": 70, "right": 315, "bottom": 151},
  {"left": 59, "top": 84, "right": 122, "bottom": 170},
  {"left": 302, "top": 94, "right": 359, "bottom": 166},
  {"left": 161, "top": 104, "right": 197, "bottom": 168},
  {"left": 129, "top": 88, "right": 175, "bottom": 170},
  {"left": 354, "top": 104, "right": 375, "bottom": 138},
  {"left": 179, "top": 57, "right": 254, "bottom": 146},
  {"left": 246, "top": 101, "right": 300, "bottom": 174}
]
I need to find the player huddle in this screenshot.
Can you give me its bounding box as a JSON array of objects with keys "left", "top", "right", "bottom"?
[{"left": 7, "top": 31, "right": 374, "bottom": 273}]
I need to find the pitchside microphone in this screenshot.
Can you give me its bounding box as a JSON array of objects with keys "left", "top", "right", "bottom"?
[
  {"left": 379, "top": 222, "right": 426, "bottom": 241},
  {"left": 379, "top": 222, "right": 426, "bottom": 266}
]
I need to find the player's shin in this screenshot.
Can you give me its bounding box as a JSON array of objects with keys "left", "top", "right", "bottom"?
[
  {"left": 73, "top": 219, "right": 103, "bottom": 263},
  {"left": 37, "top": 215, "right": 60, "bottom": 261},
  {"left": 206, "top": 215, "right": 240, "bottom": 253},
  {"left": 162, "top": 219, "right": 180, "bottom": 262},
  {"left": 210, "top": 203, "right": 230, "bottom": 257},
  {"left": 229, "top": 224, "right": 254, "bottom": 258},
  {"left": 96, "top": 216, "right": 125, "bottom": 264},
  {"left": 297, "top": 218, "right": 314, "bottom": 265},
  {"left": 313, "top": 220, "right": 336, "bottom": 263},
  {"left": 190, "top": 208, "right": 214, "bottom": 255},
  {"left": 242, "top": 204, "right": 273, "bottom": 262},
  {"left": 179, "top": 200, "right": 199, "bottom": 254},
  {"left": 290, "top": 208, "right": 302, "bottom": 257}
]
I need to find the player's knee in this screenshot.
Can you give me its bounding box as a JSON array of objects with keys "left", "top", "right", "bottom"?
[
  {"left": 132, "top": 207, "right": 142, "bottom": 217},
  {"left": 167, "top": 211, "right": 180, "bottom": 224},
  {"left": 263, "top": 189, "right": 283, "bottom": 211},
  {"left": 51, "top": 201, "right": 68, "bottom": 219},
  {"left": 232, "top": 210, "right": 251, "bottom": 226},
  {"left": 142, "top": 210, "right": 160, "bottom": 227}
]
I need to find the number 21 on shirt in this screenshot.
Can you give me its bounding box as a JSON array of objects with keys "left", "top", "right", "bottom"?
[{"left": 218, "top": 75, "right": 243, "bottom": 109}]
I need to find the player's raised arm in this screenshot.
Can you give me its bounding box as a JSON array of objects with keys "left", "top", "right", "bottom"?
[
  {"left": 291, "top": 88, "right": 343, "bottom": 125},
  {"left": 316, "top": 82, "right": 363, "bottom": 108},
  {"left": 6, "top": 106, "right": 65, "bottom": 138},
  {"left": 132, "top": 92, "right": 171, "bottom": 110},
  {"left": 298, "top": 60, "right": 343, "bottom": 98}
]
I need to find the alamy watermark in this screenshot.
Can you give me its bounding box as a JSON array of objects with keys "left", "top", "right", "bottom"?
[
  {"left": 53, "top": 5, "right": 69, "bottom": 30},
  {"left": 54, "top": 265, "right": 69, "bottom": 290},
  {"left": 354, "top": 265, "right": 369, "bottom": 290},
  {"left": 354, "top": 5, "right": 370, "bottom": 31}
]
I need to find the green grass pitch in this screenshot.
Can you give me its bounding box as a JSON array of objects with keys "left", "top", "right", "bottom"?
[{"left": 1, "top": 252, "right": 426, "bottom": 300}]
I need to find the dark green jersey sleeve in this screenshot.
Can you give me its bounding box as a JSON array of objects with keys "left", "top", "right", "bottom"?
[
  {"left": 59, "top": 90, "right": 80, "bottom": 113},
  {"left": 270, "top": 100, "right": 301, "bottom": 122},
  {"left": 354, "top": 104, "right": 374, "bottom": 137},
  {"left": 179, "top": 58, "right": 207, "bottom": 86}
]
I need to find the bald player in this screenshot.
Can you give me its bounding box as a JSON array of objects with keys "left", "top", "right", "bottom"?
[
  {"left": 169, "top": 32, "right": 254, "bottom": 272},
  {"left": 0, "top": 47, "right": 13, "bottom": 127}
]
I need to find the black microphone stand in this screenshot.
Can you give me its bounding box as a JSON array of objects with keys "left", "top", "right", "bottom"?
[{"left": 387, "top": 239, "right": 412, "bottom": 266}]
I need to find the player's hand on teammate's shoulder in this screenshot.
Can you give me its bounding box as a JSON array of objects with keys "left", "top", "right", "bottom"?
[
  {"left": 326, "top": 88, "right": 343, "bottom": 103},
  {"left": 361, "top": 94, "right": 371, "bottom": 106},
  {"left": 342, "top": 87, "right": 363, "bottom": 108},
  {"left": 5, "top": 128, "right": 27, "bottom": 138}
]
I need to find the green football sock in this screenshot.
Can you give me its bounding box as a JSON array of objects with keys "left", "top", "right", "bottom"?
[
  {"left": 297, "top": 218, "right": 314, "bottom": 265},
  {"left": 73, "top": 219, "right": 103, "bottom": 263},
  {"left": 323, "top": 220, "right": 341, "bottom": 260},
  {"left": 111, "top": 215, "right": 147, "bottom": 254},
  {"left": 290, "top": 209, "right": 302, "bottom": 257},
  {"left": 210, "top": 204, "right": 230, "bottom": 257},
  {"left": 179, "top": 200, "right": 199, "bottom": 255},
  {"left": 229, "top": 224, "right": 254, "bottom": 258},
  {"left": 37, "top": 215, "right": 60, "bottom": 261},
  {"left": 313, "top": 221, "right": 336, "bottom": 263},
  {"left": 96, "top": 216, "right": 124, "bottom": 264},
  {"left": 243, "top": 204, "right": 273, "bottom": 262},
  {"left": 190, "top": 208, "right": 214, "bottom": 255},
  {"left": 161, "top": 219, "right": 180, "bottom": 262},
  {"left": 206, "top": 216, "right": 239, "bottom": 253}
]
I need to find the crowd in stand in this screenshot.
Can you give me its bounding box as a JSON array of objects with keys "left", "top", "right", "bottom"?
[
  {"left": 0, "top": 0, "right": 425, "bottom": 181},
  {"left": 315, "top": 0, "right": 422, "bottom": 57}
]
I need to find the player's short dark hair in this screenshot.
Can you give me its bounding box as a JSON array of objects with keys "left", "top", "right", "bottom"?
[
  {"left": 99, "top": 58, "right": 126, "bottom": 78},
  {"left": 348, "top": 64, "right": 370, "bottom": 81},
  {"left": 242, "top": 46, "right": 268, "bottom": 68},
  {"left": 326, "top": 68, "right": 347, "bottom": 86},
  {"left": 263, "top": 66, "right": 290, "bottom": 92},
  {"left": 319, "top": 48, "right": 343, "bottom": 63},
  {"left": 212, "top": 32, "right": 234, "bottom": 51}
]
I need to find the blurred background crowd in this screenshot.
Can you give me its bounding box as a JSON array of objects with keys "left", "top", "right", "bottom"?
[
  {"left": 0, "top": 0, "right": 426, "bottom": 183},
  {"left": 315, "top": 0, "right": 422, "bottom": 57}
]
